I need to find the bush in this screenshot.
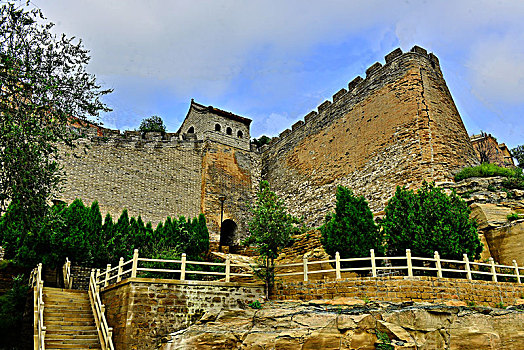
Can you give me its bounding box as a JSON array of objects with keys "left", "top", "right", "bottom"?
[
  {"left": 0, "top": 275, "right": 29, "bottom": 349},
  {"left": 139, "top": 116, "right": 166, "bottom": 133},
  {"left": 320, "top": 187, "right": 384, "bottom": 266},
  {"left": 382, "top": 182, "right": 482, "bottom": 260},
  {"left": 0, "top": 200, "right": 209, "bottom": 268},
  {"left": 454, "top": 163, "right": 516, "bottom": 181}
]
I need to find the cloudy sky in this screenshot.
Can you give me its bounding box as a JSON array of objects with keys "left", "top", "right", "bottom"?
[{"left": 29, "top": 0, "right": 524, "bottom": 149}]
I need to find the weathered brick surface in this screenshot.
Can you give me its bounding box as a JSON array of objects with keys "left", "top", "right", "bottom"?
[
  {"left": 101, "top": 278, "right": 264, "bottom": 350},
  {"left": 262, "top": 49, "right": 477, "bottom": 227},
  {"left": 273, "top": 276, "right": 524, "bottom": 307}
]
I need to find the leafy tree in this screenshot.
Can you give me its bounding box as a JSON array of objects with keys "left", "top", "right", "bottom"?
[
  {"left": 139, "top": 115, "right": 166, "bottom": 133},
  {"left": 245, "top": 180, "right": 303, "bottom": 297},
  {"left": 320, "top": 186, "right": 384, "bottom": 268},
  {"left": 381, "top": 182, "right": 482, "bottom": 261},
  {"left": 0, "top": 3, "right": 111, "bottom": 243},
  {"left": 512, "top": 145, "right": 524, "bottom": 169},
  {"left": 252, "top": 135, "right": 271, "bottom": 148}
]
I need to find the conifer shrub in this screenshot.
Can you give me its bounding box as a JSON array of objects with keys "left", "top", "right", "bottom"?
[
  {"left": 320, "top": 186, "right": 384, "bottom": 268},
  {"left": 381, "top": 182, "right": 482, "bottom": 260}
]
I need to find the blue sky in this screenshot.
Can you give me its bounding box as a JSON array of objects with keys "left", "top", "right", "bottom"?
[{"left": 30, "top": 0, "right": 524, "bottom": 149}]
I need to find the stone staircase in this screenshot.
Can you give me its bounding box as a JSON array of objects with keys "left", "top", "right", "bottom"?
[{"left": 43, "top": 287, "right": 101, "bottom": 349}]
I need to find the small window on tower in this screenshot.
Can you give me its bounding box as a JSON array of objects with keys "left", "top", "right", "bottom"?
[
  {"left": 215, "top": 124, "right": 221, "bottom": 132},
  {"left": 237, "top": 130, "right": 243, "bottom": 138},
  {"left": 226, "top": 127, "right": 232, "bottom": 135},
  {"left": 187, "top": 126, "right": 194, "bottom": 133}
]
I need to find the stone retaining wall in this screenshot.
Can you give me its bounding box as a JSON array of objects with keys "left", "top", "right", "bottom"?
[
  {"left": 100, "top": 278, "right": 264, "bottom": 350},
  {"left": 273, "top": 276, "right": 524, "bottom": 307}
]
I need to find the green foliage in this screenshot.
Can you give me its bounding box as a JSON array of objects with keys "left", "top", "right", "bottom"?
[
  {"left": 246, "top": 180, "right": 303, "bottom": 296},
  {"left": 320, "top": 187, "right": 384, "bottom": 267},
  {"left": 501, "top": 167, "right": 524, "bottom": 190},
  {"left": 375, "top": 330, "right": 394, "bottom": 350},
  {"left": 0, "top": 3, "right": 111, "bottom": 234},
  {"left": 248, "top": 300, "right": 262, "bottom": 309},
  {"left": 494, "top": 301, "right": 506, "bottom": 309},
  {"left": 139, "top": 116, "right": 166, "bottom": 133},
  {"left": 382, "top": 182, "right": 482, "bottom": 261},
  {"left": 507, "top": 213, "right": 520, "bottom": 222},
  {"left": 454, "top": 163, "right": 516, "bottom": 181},
  {"left": 511, "top": 145, "right": 524, "bottom": 169},
  {"left": 0, "top": 275, "right": 29, "bottom": 349},
  {"left": 251, "top": 135, "right": 271, "bottom": 148},
  {"left": 0, "top": 199, "right": 209, "bottom": 268}
]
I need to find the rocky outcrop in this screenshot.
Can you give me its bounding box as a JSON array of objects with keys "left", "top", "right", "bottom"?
[
  {"left": 161, "top": 299, "right": 524, "bottom": 349},
  {"left": 440, "top": 177, "right": 524, "bottom": 265}
]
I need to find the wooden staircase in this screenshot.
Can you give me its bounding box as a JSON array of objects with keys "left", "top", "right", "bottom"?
[{"left": 43, "top": 287, "right": 101, "bottom": 350}]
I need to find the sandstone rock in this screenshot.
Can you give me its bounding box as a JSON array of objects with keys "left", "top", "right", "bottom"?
[
  {"left": 162, "top": 301, "right": 524, "bottom": 350},
  {"left": 470, "top": 203, "right": 514, "bottom": 230},
  {"left": 483, "top": 221, "right": 524, "bottom": 265}
]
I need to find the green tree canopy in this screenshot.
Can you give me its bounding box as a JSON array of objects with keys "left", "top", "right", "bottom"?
[
  {"left": 320, "top": 186, "right": 384, "bottom": 266},
  {"left": 252, "top": 135, "right": 271, "bottom": 148},
  {"left": 381, "top": 182, "right": 482, "bottom": 260},
  {"left": 245, "top": 180, "right": 303, "bottom": 296},
  {"left": 0, "top": 3, "right": 111, "bottom": 231},
  {"left": 139, "top": 115, "right": 166, "bottom": 133},
  {"left": 512, "top": 145, "right": 524, "bottom": 169}
]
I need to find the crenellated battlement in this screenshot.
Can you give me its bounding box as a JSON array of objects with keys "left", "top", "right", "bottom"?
[{"left": 265, "top": 46, "right": 442, "bottom": 150}]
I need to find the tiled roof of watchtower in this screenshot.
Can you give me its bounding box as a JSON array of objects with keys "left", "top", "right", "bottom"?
[{"left": 189, "top": 99, "right": 252, "bottom": 126}]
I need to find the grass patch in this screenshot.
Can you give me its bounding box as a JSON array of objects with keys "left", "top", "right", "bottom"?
[
  {"left": 455, "top": 164, "right": 524, "bottom": 190},
  {"left": 455, "top": 163, "right": 516, "bottom": 181}
]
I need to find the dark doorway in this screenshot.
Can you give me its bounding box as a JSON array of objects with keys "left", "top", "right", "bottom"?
[{"left": 220, "top": 219, "right": 237, "bottom": 246}]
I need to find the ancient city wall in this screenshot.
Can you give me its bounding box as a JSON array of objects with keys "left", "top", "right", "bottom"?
[
  {"left": 59, "top": 136, "right": 204, "bottom": 227},
  {"left": 274, "top": 276, "right": 524, "bottom": 307},
  {"left": 100, "top": 278, "right": 264, "bottom": 350},
  {"left": 262, "top": 47, "right": 477, "bottom": 227}
]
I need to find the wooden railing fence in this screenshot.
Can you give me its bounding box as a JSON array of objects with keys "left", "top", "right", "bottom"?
[
  {"left": 88, "top": 269, "right": 115, "bottom": 350},
  {"left": 95, "top": 249, "right": 254, "bottom": 289},
  {"left": 275, "top": 249, "right": 524, "bottom": 283},
  {"left": 29, "top": 263, "right": 46, "bottom": 350},
  {"left": 62, "top": 257, "right": 72, "bottom": 289}
]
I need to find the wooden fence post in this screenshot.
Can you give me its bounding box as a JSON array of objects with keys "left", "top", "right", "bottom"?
[
  {"left": 463, "top": 254, "right": 472, "bottom": 280},
  {"left": 117, "top": 257, "right": 124, "bottom": 283},
  {"left": 335, "top": 252, "right": 341, "bottom": 280},
  {"left": 514, "top": 260, "right": 521, "bottom": 284},
  {"left": 406, "top": 249, "right": 413, "bottom": 277},
  {"left": 180, "top": 253, "right": 186, "bottom": 281},
  {"left": 434, "top": 251, "right": 442, "bottom": 278},
  {"left": 95, "top": 269, "right": 101, "bottom": 292},
  {"left": 131, "top": 249, "right": 139, "bottom": 278},
  {"left": 225, "top": 255, "right": 231, "bottom": 283},
  {"left": 370, "top": 249, "right": 377, "bottom": 277},
  {"left": 104, "top": 264, "right": 111, "bottom": 287},
  {"left": 303, "top": 256, "right": 308, "bottom": 283},
  {"left": 489, "top": 257, "right": 497, "bottom": 282}
]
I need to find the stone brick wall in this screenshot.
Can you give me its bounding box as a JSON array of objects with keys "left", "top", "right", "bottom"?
[
  {"left": 200, "top": 141, "right": 259, "bottom": 242},
  {"left": 100, "top": 278, "right": 264, "bottom": 350},
  {"left": 70, "top": 265, "right": 96, "bottom": 291},
  {"left": 274, "top": 276, "right": 524, "bottom": 307},
  {"left": 59, "top": 138, "right": 203, "bottom": 227},
  {"left": 262, "top": 46, "right": 477, "bottom": 227}
]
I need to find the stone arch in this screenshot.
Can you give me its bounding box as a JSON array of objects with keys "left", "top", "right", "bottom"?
[
  {"left": 220, "top": 219, "right": 237, "bottom": 246},
  {"left": 187, "top": 126, "right": 195, "bottom": 133},
  {"left": 237, "top": 130, "right": 243, "bottom": 138},
  {"left": 215, "top": 123, "right": 221, "bottom": 132},
  {"left": 226, "top": 127, "right": 232, "bottom": 135}
]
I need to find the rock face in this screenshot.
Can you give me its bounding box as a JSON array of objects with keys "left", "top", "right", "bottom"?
[
  {"left": 161, "top": 300, "right": 524, "bottom": 350},
  {"left": 441, "top": 177, "right": 524, "bottom": 265}
]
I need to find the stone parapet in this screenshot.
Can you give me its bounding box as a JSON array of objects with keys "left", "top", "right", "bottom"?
[
  {"left": 273, "top": 276, "right": 524, "bottom": 307},
  {"left": 100, "top": 278, "right": 264, "bottom": 350}
]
